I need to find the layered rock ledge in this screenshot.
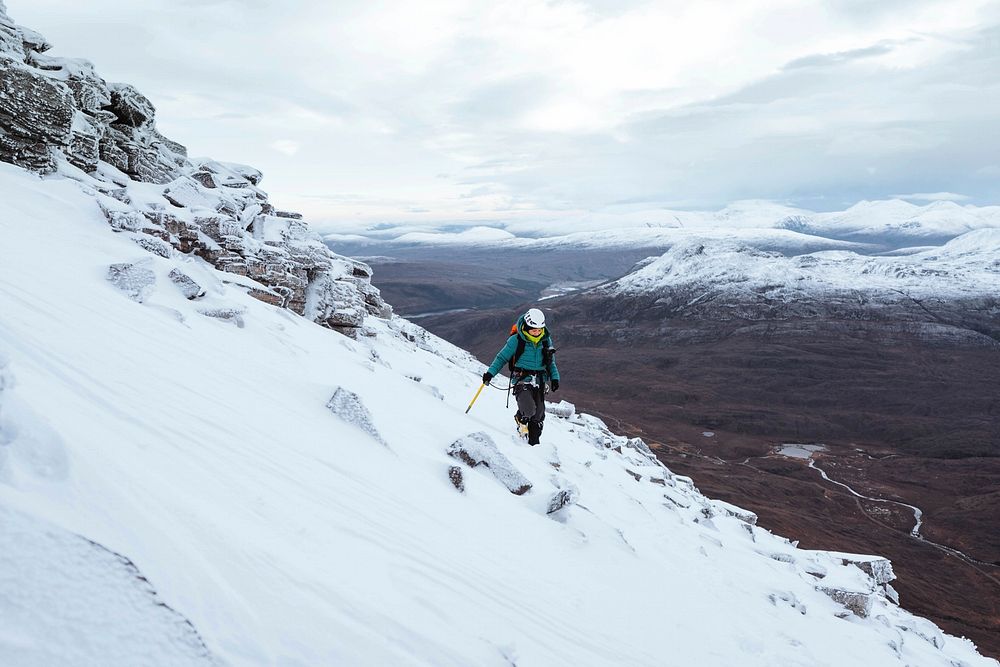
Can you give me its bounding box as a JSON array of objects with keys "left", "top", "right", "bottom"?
[{"left": 0, "top": 3, "right": 388, "bottom": 335}]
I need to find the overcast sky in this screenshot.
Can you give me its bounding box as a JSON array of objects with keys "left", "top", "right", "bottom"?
[{"left": 11, "top": 0, "right": 1000, "bottom": 227}]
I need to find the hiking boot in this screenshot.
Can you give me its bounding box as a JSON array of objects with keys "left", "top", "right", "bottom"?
[
  {"left": 527, "top": 420, "right": 542, "bottom": 446},
  {"left": 514, "top": 413, "right": 529, "bottom": 439}
]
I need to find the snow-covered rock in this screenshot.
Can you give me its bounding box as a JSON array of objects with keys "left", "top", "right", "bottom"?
[
  {"left": 107, "top": 261, "right": 156, "bottom": 303},
  {"left": 447, "top": 431, "right": 532, "bottom": 495},
  {"left": 168, "top": 269, "right": 205, "bottom": 300},
  {"left": 326, "top": 387, "right": 389, "bottom": 448}
]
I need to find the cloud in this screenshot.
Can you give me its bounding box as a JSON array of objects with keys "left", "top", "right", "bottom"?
[
  {"left": 270, "top": 140, "right": 300, "bottom": 156},
  {"left": 10, "top": 0, "right": 1000, "bottom": 223},
  {"left": 782, "top": 41, "right": 901, "bottom": 70}
]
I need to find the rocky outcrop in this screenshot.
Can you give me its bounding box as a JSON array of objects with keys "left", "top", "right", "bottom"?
[
  {"left": 0, "top": 4, "right": 390, "bottom": 336},
  {"left": 447, "top": 432, "right": 532, "bottom": 495}
]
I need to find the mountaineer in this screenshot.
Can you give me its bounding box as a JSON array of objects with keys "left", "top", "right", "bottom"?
[{"left": 482, "top": 308, "right": 560, "bottom": 445}]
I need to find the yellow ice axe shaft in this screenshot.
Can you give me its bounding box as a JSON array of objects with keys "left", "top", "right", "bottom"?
[{"left": 465, "top": 383, "right": 487, "bottom": 414}]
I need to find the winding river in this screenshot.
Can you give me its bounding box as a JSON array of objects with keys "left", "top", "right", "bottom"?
[{"left": 807, "top": 459, "right": 997, "bottom": 574}]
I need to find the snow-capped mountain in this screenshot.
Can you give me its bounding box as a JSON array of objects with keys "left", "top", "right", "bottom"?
[
  {"left": 0, "top": 4, "right": 998, "bottom": 666},
  {"left": 323, "top": 198, "right": 1000, "bottom": 257},
  {"left": 611, "top": 233, "right": 1000, "bottom": 302}
]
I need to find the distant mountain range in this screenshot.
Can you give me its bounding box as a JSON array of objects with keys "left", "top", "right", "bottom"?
[{"left": 323, "top": 198, "right": 1000, "bottom": 256}]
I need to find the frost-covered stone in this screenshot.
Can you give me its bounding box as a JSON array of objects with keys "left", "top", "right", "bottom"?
[
  {"left": 804, "top": 551, "right": 896, "bottom": 588},
  {"left": 107, "top": 262, "right": 155, "bottom": 303},
  {"left": 839, "top": 555, "right": 895, "bottom": 585},
  {"left": 818, "top": 586, "right": 874, "bottom": 618},
  {"left": 710, "top": 499, "right": 758, "bottom": 526},
  {"left": 326, "top": 387, "right": 388, "bottom": 448},
  {"left": 448, "top": 466, "right": 464, "bottom": 492},
  {"left": 546, "top": 488, "right": 578, "bottom": 515},
  {"left": 447, "top": 432, "right": 531, "bottom": 495},
  {"left": 197, "top": 306, "right": 245, "bottom": 327},
  {"left": 132, "top": 234, "right": 172, "bottom": 258},
  {"left": 546, "top": 400, "right": 575, "bottom": 419},
  {"left": 168, "top": 269, "right": 204, "bottom": 300},
  {"left": 190, "top": 171, "right": 219, "bottom": 189},
  {"left": 306, "top": 273, "right": 367, "bottom": 332},
  {"left": 624, "top": 437, "right": 656, "bottom": 461},
  {"left": 102, "top": 207, "right": 144, "bottom": 232}
]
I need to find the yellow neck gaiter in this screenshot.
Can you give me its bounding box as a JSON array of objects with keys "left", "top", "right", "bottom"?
[{"left": 522, "top": 327, "right": 545, "bottom": 344}]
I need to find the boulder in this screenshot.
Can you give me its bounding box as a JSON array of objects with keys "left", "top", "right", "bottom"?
[
  {"left": 326, "top": 387, "right": 388, "bottom": 448},
  {"left": 838, "top": 555, "right": 895, "bottom": 586},
  {"left": 447, "top": 432, "right": 531, "bottom": 495},
  {"left": 546, "top": 488, "right": 578, "bottom": 515},
  {"left": 191, "top": 171, "right": 219, "bottom": 189},
  {"left": 107, "top": 262, "right": 155, "bottom": 303},
  {"left": 168, "top": 269, "right": 204, "bottom": 300},
  {"left": 818, "top": 586, "right": 874, "bottom": 618},
  {"left": 448, "top": 466, "right": 465, "bottom": 492},
  {"left": 545, "top": 400, "right": 576, "bottom": 419},
  {"left": 132, "top": 235, "right": 173, "bottom": 258}
]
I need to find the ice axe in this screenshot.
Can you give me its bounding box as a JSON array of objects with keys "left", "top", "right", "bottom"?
[{"left": 465, "top": 383, "right": 487, "bottom": 414}]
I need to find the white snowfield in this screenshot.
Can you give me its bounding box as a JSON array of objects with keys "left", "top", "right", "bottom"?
[{"left": 0, "top": 163, "right": 996, "bottom": 666}]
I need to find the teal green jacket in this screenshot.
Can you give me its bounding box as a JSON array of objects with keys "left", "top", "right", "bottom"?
[{"left": 487, "top": 321, "right": 560, "bottom": 384}]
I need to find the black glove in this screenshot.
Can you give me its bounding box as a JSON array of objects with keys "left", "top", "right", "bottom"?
[
  {"left": 482, "top": 372, "right": 493, "bottom": 385},
  {"left": 550, "top": 379, "right": 559, "bottom": 392}
]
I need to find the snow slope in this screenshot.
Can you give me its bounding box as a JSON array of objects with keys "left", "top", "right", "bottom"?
[{"left": 1, "top": 166, "right": 996, "bottom": 666}]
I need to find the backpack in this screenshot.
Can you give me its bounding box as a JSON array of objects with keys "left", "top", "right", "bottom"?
[{"left": 506, "top": 322, "right": 556, "bottom": 376}]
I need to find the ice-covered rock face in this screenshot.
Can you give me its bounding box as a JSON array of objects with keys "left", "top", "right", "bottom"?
[{"left": 0, "top": 5, "right": 390, "bottom": 335}]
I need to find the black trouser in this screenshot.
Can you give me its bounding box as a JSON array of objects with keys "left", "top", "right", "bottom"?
[{"left": 513, "top": 382, "right": 546, "bottom": 445}]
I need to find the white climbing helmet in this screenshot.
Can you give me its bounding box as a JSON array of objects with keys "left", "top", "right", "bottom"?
[{"left": 524, "top": 308, "right": 546, "bottom": 329}]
